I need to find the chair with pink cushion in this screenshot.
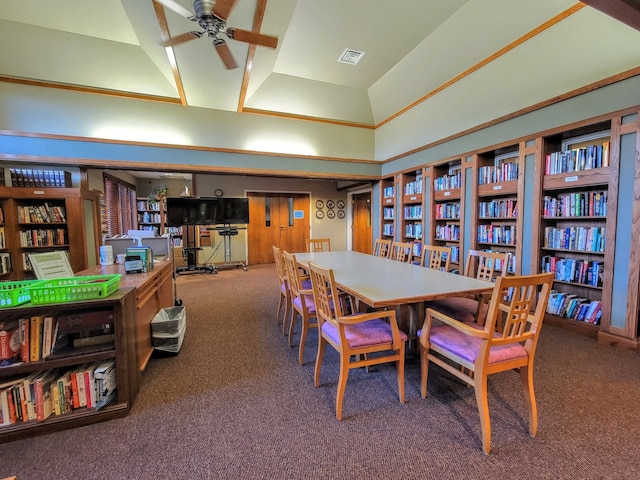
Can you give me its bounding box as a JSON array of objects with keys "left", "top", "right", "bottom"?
[
  {"left": 282, "top": 250, "right": 317, "bottom": 365},
  {"left": 418, "top": 272, "right": 553, "bottom": 454},
  {"left": 308, "top": 261, "right": 407, "bottom": 420},
  {"left": 426, "top": 249, "right": 509, "bottom": 325},
  {"left": 272, "top": 246, "right": 291, "bottom": 334}
]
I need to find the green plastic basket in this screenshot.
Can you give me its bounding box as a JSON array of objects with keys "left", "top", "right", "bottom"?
[
  {"left": 27, "top": 274, "right": 122, "bottom": 305},
  {"left": 0, "top": 280, "right": 39, "bottom": 308}
]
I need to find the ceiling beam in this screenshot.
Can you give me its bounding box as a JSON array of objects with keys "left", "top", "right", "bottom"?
[{"left": 580, "top": 0, "right": 640, "bottom": 32}]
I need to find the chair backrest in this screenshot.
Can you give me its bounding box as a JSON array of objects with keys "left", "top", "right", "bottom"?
[
  {"left": 272, "top": 245, "right": 287, "bottom": 283},
  {"left": 308, "top": 238, "right": 331, "bottom": 252},
  {"left": 389, "top": 241, "right": 412, "bottom": 262},
  {"left": 373, "top": 238, "right": 392, "bottom": 258},
  {"left": 282, "top": 250, "right": 305, "bottom": 297},
  {"left": 483, "top": 272, "right": 554, "bottom": 352},
  {"left": 421, "top": 245, "right": 451, "bottom": 271},
  {"left": 464, "top": 249, "right": 509, "bottom": 281},
  {"left": 308, "top": 261, "right": 344, "bottom": 328}
]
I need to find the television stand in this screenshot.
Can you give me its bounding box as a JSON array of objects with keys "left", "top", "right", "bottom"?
[
  {"left": 209, "top": 225, "right": 248, "bottom": 272},
  {"left": 175, "top": 247, "right": 215, "bottom": 275}
]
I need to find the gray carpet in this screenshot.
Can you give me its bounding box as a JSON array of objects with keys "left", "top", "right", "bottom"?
[{"left": 2, "top": 263, "right": 640, "bottom": 479}]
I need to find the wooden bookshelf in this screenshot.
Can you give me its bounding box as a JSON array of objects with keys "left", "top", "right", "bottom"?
[
  {"left": 399, "top": 169, "right": 424, "bottom": 245},
  {"left": 0, "top": 288, "right": 137, "bottom": 443},
  {"left": 0, "top": 187, "right": 88, "bottom": 280},
  {"left": 532, "top": 123, "right": 616, "bottom": 338},
  {"left": 471, "top": 145, "right": 522, "bottom": 275},
  {"left": 136, "top": 197, "right": 166, "bottom": 236},
  {"left": 430, "top": 158, "right": 463, "bottom": 272},
  {"left": 380, "top": 175, "right": 397, "bottom": 241}
]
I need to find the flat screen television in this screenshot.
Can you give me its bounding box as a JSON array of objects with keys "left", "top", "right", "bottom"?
[{"left": 166, "top": 197, "right": 249, "bottom": 226}]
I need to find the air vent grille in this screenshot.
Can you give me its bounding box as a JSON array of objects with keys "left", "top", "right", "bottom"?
[{"left": 338, "top": 48, "right": 365, "bottom": 65}]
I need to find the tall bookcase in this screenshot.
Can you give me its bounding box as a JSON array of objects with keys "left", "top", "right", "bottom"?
[
  {"left": 400, "top": 169, "right": 424, "bottom": 245},
  {"left": 471, "top": 145, "right": 522, "bottom": 275},
  {"left": 380, "top": 176, "right": 397, "bottom": 241},
  {"left": 0, "top": 288, "right": 137, "bottom": 443},
  {"left": 0, "top": 187, "right": 88, "bottom": 280},
  {"left": 136, "top": 197, "right": 166, "bottom": 236},
  {"left": 430, "top": 159, "right": 464, "bottom": 272},
  {"left": 531, "top": 122, "right": 616, "bottom": 338}
]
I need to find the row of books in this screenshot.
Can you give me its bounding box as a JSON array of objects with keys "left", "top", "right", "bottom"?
[
  {"left": 382, "top": 224, "right": 394, "bottom": 236},
  {"left": 383, "top": 186, "right": 395, "bottom": 199},
  {"left": 383, "top": 207, "right": 394, "bottom": 220},
  {"left": 545, "top": 142, "right": 610, "bottom": 175},
  {"left": 478, "top": 199, "right": 518, "bottom": 219},
  {"left": 17, "top": 203, "right": 67, "bottom": 223},
  {"left": 541, "top": 257, "right": 603, "bottom": 287},
  {"left": 8, "top": 168, "right": 72, "bottom": 188},
  {"left": 435, "top": 224, "right": 460, "bottom": 241},
  {"left": 543, "top": 191, "right": 607, "bottom": 218},
  {"left": 546, "top": 292, "right": 602, "bottom": 324},
  {"left": 403, "top": 175, "right": 423, "bottom": 195},
  {"left": 403, "top": 205, "right": 422, "bottom": 220},
  {"left": 0, "top": 226, "right": 5, "bottom": 249},
  {"left": 136, "top": 200, "right": 163, "bottom": 212},
  {"left": 543, "top": 226, "right": 605, "bottom": 253},
  {"left": 433, "top": 171, "right": 462, "bottom": 191},
  {"left": 404, "top": 223, "right": 422, "bottom": 240},
  {"left": 477, "top": 225, "right": 516, "bottom": 245},
  {"left": 0, "top": 207, "right": 4, "bottom": 223},
  {"left": 19, "top": 228, "right": 68, "bottom": 248},
  {"left": 0, "top": 360, "right": 116, "bottom": 426},
  {"left": 434, "top": 202, "right": 460, "bottom": 220},
  {"left": 478, "top": 161, "right": 519, "bottom": 185},
  {"left": 138, "top": 212, "right": 163, "bottom": 224}
]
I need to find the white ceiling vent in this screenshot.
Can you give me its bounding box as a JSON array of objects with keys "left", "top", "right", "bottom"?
[{"left": 338, "top": 48, "right": 366, "bottom": 65}]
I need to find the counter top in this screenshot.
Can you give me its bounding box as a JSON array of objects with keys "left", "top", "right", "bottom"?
[{"left": 78, "top": 258, "right": 173, "bottom": 290}]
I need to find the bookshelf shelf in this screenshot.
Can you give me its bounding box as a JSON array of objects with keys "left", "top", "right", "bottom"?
[
  {"left": 0, "top": 289, "right": 137, "bottom": 443},
  {"left": 380, "top": 176, "right": 397, "bottom": 240},
  {"left": 0, "top": 187, "right": 88, "bottom": 280},
  {"left": 136, "top": 197, "right": 167, "bottom": 236},
  {"left": 430, "top": 159, "right": 463, "bottom": 270}
]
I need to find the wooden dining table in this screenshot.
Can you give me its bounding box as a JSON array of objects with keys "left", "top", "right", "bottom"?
[{"left": 294, "top": 250, "right": 494, "bottom": 335}]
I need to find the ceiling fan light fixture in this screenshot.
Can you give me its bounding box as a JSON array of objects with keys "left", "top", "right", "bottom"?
[{"left": 338, "top": 48, "right": 366, "bottom": 65}]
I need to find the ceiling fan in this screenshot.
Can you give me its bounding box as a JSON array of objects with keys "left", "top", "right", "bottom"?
[{"left": 156, "top": 0, "right": 278, "bottom": 70}]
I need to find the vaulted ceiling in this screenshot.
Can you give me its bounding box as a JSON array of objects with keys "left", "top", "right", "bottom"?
[{"left": 0, "top": 1, "right": 639, "bottom": 151}]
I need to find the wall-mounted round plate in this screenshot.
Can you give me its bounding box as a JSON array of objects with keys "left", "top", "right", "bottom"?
[
  {"left": 337, "top": 209, "right": 345, "bottom": 219},
  {"left": 327, "top": 209, "right": 336, "bottom": 219},
  {"left": 337, "top": 200, "right": 345, "bottom": 209},
  {"left": 326, "top": 200, "right": 335, "bottom": 209},
  {"left": 315, "top": 199, "right": 324, "bottom": 209},
  {"left": 315, "top": 209, "right": 324, "bottom": 219}
]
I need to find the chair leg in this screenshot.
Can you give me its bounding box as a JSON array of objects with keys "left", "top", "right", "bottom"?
[
  {"left": 276, "top": 293, "right": 284, "bottom": 325},
  {"left": 397, "top": 343, "right": 406, "bottom": 404},
  {"left": 335, "top": 353, "right": 350, "bottom": 420},
  {"left": 282, "top": 294, "right": 291, "bottom": 336},
  {"left": 298, "top": 317, "right": 308, "bottom": 365},
  {"left": 474, "top": 373, "right": 491, "bottom": 455},
  {"left": 520, "top": 363, "right": 538, "bottom": 437},
  {"left": 288, "top": 310, "right": 297, "bottom": 347},
  {"left": 314, "top": 335, "right": 326, "bottom": 388},
  {"left": 420, "top": 344, "right": 429, "bottom": 399}
]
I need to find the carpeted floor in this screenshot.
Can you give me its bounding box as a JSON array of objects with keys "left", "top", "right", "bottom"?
[{"left": 2, "top": 263, "right": 640, "bottom": 479}]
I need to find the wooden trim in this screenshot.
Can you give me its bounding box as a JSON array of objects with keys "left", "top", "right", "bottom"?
[
  {"left": 152, "top": 0, "right": 188, "bottom": 106},
  {"left": 0, "top": 75, "right": 182, "bottom": 105},
  {"left": 529, "top": 137, "right": 545, "bottom": 275},
  {"left": 597, "top": 330, "right": 640, "bottom": 352},
  {"left": 376, "top": 4, "right": 586, "bottom": 129},
  {"left": 240, "top": 107, "right": 376, "bottom": 129}
]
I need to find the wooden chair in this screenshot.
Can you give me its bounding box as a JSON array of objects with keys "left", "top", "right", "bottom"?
[
  {"left": 419, "top": 272, "right": 554, "bottom": 454},
  {"left": 272, "top": 246, "right": 291, "bottom": 335},
  {"left": 420, "top": 244, "right": 451, "bottom": 271},
  {"left": 307, "top": 238, "right": 331, "bottom": 252},
  {"left": 308, "top": 261, "right": 406, "bottom": 420},
  {"left": 389, "top": 241, "right": 412, "bottom": 262},
  {"left": 426, "top": 250, "right": 509, "bottom": 325},
  {"left": 373, "top": 238, "right": 392, "bottom": 258},
  {"left": 282, "top": 250, "right": 318, "bottom": 365}
]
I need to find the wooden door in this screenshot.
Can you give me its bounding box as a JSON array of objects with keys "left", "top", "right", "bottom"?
[
  {"left": 247, "top": 193, "right": 310, "bottom": 264},
  {"left": 352, "top": 192, "right": 372, "bottom": 254}
]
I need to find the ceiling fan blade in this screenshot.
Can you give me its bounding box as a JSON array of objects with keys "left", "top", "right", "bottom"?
[
  {"left": 154, "top": 0, "right": 196, "bottom": 20},
  {"left": 161, "top": 31, "right": 202, "bottom": 47},
  {"left": 213, "top": 0, "right": 238, "bottom": 20},
  {"left": 226, "top": 28, "right": 278, "bottom": 49},
  {"left": 215, "top": 40, "right": 238, "bottom": 69}
]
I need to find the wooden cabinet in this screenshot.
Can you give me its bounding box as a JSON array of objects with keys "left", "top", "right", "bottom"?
[
  {"left": 430, "top": 159, "right": 464, "bottom": 272},
  {"left": 531, "top": 123, "right": 616, "bottom": 338},
  {"left": 471, "top": 145, "right": 522, "bottom": 275},
  {"left": 0, "top": 187, "right": 88, "bottom": 280},
  {"left": 0, "top": 288, "right": 138, "bottom": 443},
  {"left": 380, "top": 176, "right": 396, "bottom": 240}
]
